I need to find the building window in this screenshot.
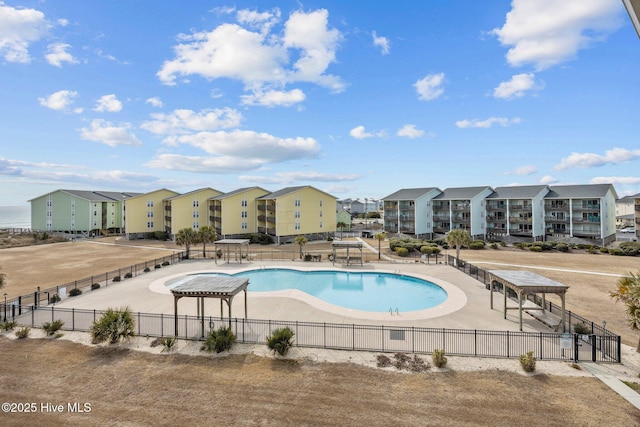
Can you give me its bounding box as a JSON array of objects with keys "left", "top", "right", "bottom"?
[
  {"left": 241, "top": 222, "right": 248, "bottom": 230},
  {"left": 147, "top": 211, "right": 154, "bottom": 218},
  {"left": 295, "top": 222, "right": 301, "bottom": 230},
  {"left": 319, "top": 210, "right": 323, "bottom": 217},
  {"left": 193, "top": 222, "right": 199, "bottom": 229},
  {"left": 241, "top": 211, "right": 248, "bottom": 218},
  {"left": 94, "top": 211, "right": 97, "bottom": 216},
  {"left": 193, "top": 200, "right": 199, "bottom": 207},
  {"left": 147, "top": 221, "right": 154, "bottom": 228},
  {"left": 294, "top": 211, "right": 300, "bottom": 218},
  {"left": 193, "top": 211, "right": 199, "bottom": 218},
  {"left": 241, "top": 200, "right": 248, "bottom": 207},
  {"left": 320, "top": 221, "right": 323, "bottom": 228},
  {"left": 295, "top": 199, "right": 301, "bottom": 207},
  {"left": 147, "top": 200, "right": 154, "bottom": 207},
  {"left": 320, "top": 200, "right": 323, "bottom": 207}
]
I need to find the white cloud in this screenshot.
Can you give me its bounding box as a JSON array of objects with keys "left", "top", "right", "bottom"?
[
  {"left": 45, "top": 42, "right": 77, "bottom": 67},
  {"left": 491, "top": 0, "right": 623, "bottom": 70},
  {"left": 455, "top": 117, "right": 521, "bottom": 129},
  {"left": 0, "top": 3, "right": 49, "bottom": 62},
  {"left": 241, "top": 88, "right": 305, "bottom": 107},
  {"left": 157, "top": 9, "right": 344, "bottom": 105},
  {"left": 414, "top": 73, "right": 445, "bottom": 101},
  {"left": 540, "top": 175, "right": 558, "bottom": 184},
  {"left": 38, "top": 90, "right": 79, "bottom": 111},
  {"left": 94, "top": 94, "right": 123, "bottom": 113},
  {"left": 397, "top": 124, "right": 425, "bottom": 138},
  {"left": 146, "top": 154, "right": 264, "bottom": 173},
  {"left": 79, "top": 119, "right": 142, "bottom": 147},
  {"left": 555, "top": 147, "right": 640, "bottom": 170},
  {"left": 493, "top": 73, "right": 540, "bottom": 99},
  {"left": 372, "top": 31, "right": 390, "bottom": 55},
  {"left": 145, "top": 97, "right": 163, "bottom": 108},
  {"left": 590, "top": 176, "right": 640, "bottom": 185},
  {"left": 239, "top": 171, "right": 360, "bottom": 185},
  {"left": 141, "top": 108, "right": 243, "bottom": 136},
  {"left": 507, "top": 165, "right": 537, "bottom": 175},
  {"left": 349, "top": 125, "right": 374, "bottom": 139}
]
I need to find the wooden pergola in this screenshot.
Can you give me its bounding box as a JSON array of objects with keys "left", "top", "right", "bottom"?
[
  {"left": 488, "top": 270, "right": 569, "bottom": 332},
  {"left": 214, "top": 239, "right": 251, "bottom": 264},
  {"left": 171, "top": 276, "right": 249, "bottom": 337},
  {"left": 331, "top": 241, "right": 363, "bottom": 266}
]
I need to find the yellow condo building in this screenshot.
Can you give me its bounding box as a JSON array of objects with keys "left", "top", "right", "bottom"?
[
  {"left": 124, "top": 188, "right": 179, "bottom": 239},
  {"left": 164, "top": 188, "right": 223, "bottom": 239},
  {"left": 210, "top": 187, "right": 270, "bottom": 238}
]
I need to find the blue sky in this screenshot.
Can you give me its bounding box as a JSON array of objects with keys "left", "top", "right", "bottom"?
[{"left": 1, "top": 0, "right": 639, "bottom": 206}]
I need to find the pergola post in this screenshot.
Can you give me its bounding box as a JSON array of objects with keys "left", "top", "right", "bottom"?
[{"left": 173, "top": 295, "right": 180, "bottom": 337}]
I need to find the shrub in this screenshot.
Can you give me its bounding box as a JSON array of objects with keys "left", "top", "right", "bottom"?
[
  {"left": 50, "top": 294, "right": 61, "bottom": 303},
  {"left": 15, "top": 327, "right": 30, "bottom": 339},
  {"left": 556, "top": 243, "right": 569, "bottom": 252},
  {"left": 608, "top": 248, "right": 624, "bottom": 256},
  {"left": 599, "top": 247, "right": 609, "bottom": 254},
  {"left": 469, "top": 241, "right": 485, "bottom": 250},
  {"left": 432, "top": 348, "right": 448, "bottom": 368},
  {"left": 112, "top": 276, "right": 121, "bottom": 282},
  {"left": 376, "top": 354, "right": 392, "bottom": 368},
  {"left": 490, "top": 243, "right": 498, "bottom": 249},
  {"left": 573, "top": 322, "right": 591, "bottom": 335},
  {"left": 0, "top": 321, "right": 17, "bottom": 331},
  {"left": 155, "top": 264, "right": 162, "bottom": 269},
  {"left": 266, "top": 327, "right": 295, "bottom": 356},
  {"left": 420, "top": 245, "right": 436, "bottom": 254},
  {"left": 162, "top": 261, "right": 170, "bottom": 266},
  {"left": 161, "top": 336, "right": 177, "bottom": 352},
  {"left": 395, "top": 247, "right": 409, "bottom": 257},
  {"left": 124, "top": 272, "right": 133, "bottom": 279},
  {"left": 201, "top": 326, "right": 236, "bottom": 353},
  {"left": 43, "top": 319, "right": 65, "bottom": 336},
  {"left": 91, "top": 283, "right": 101, "bottom": 290},
  {"left": 69, "top": 288, "right": 82, "bottom": 297},
  {"left": 144, "top": 267, "right": 151, "bottom": 273},
  {"left": 519, "top": 351, "right": 536, "bottom": 372},
  {"left": 90, "top": 307, "right": 135, "bottom": 344},
  {"left": 529, "top": 245, "right": 542, "bottom": 252},
  {"left": 304, "top": 254, "right": 313, "bottom": 262}
]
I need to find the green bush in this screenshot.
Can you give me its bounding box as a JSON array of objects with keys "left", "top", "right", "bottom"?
[
  {"left": 201, "top": 326, "right": 236, "bottom": 353},
  {"left": 69, "top": 288, "right": 82, "bottom": 297},
  {"left": 608, "top": 248, "right": 624, "bottom": 256},
  {"left": 529, "top": 245, "right": 542, "bottom": 252},
  {"left": 112, "top": 276, "right": 121, "bottom": 282},
  {"left": 162, "top": 261, "right": 170, "bottom": 266},
  {"left": 15, "top": 327, "right": 30, "bottom": 339},
  {"left": 161, "top": 336, "right": 177, "bottom": 352},
  {"left": 420, "top": 245, "right": 435, "bottom": 254},
  {"left": 573, "top": 322, "right": 591, "bottom": 334},
  {"left": 90, "top": 307, "right": 135, "bottom": 344},
  {"left": 50, "top": 294, "right": 61, "bottom": 303},
  {"left": 519, "top": 351, "right": 536, "bottom": 372},
  {"left": 599, "top": 247, "right": 609, "bottom": 253},
  {"left": 490, "top": 243, "right": 498, "bottom": 249},
  {"left": 154, "top": 231, "right": 169, "bottom": 241},
  {"left": 304, "top": 254, "right": 313, "bottom": 261},
  {"left": 124, "top": 272, "right": 133, "bottom": 279},
  {"left": 0, "top": 321, "right": 17, "bottom": 331},
  {"left": 556, "top": 243, "right": 569, "bottom": 252},
  {"left": 155, "top": 264, "right": 162, "bottom": 269},
  {"left": 144, "top": 267, "right": 151, "bottom": 272},
  {"left": 469, "top": 241, "right": 485, "bottom": 250},
  {"left": 266, "top": 327, "right": 295, "bottom": 356},
  {"left": 91, "top": 283, "right": 101, "bottom": 290},
  {"left": 43, "top": 319, "right": 65, "bottom": 336},
  {"left": 432, "top": 348, "right": 448, "bottom": 368},
  {"left": 395, "top": 247, "right": 409, "bottom": 257}
]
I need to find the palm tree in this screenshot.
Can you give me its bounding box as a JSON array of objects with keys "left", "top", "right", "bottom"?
[
  {"left": 446, "top": 229, "right": 471, "bottom": 263},
  {"left": 175, "top": 227, "right": 199, "bottom": 259},
  {"left": 336, "top": 221, "right": 347, "bottom": 239},
  {"left": 610, "top": 272, "right": 640, "bottom": 352},
  {"left": 374, "top": 232, "right": 387, "bottom": 260},
  {"left": 197, "top": 225, "right": 217, "bottom": 257},
  {"left": 294, "top": 235, "right": 307, "bottom": 259}
]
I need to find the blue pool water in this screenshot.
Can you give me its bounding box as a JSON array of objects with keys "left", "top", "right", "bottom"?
[{"left": 188, "top": 269, "right": 448, "bottom": 313}]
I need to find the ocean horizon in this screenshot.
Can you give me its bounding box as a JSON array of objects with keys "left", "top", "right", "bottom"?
[{"left": 0, "top": 206, "right": 31, "bottom": 229}]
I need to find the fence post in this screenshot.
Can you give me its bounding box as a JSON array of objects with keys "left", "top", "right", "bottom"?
[
  {"left": 506, "top": 330, "right": 510, "bottom": 358},
  {"left": 539, "top": 332, "right": 543, "bottom": 360},
  {"left": 475, "top": 330, "right": 478, "bottom": 357},
  {"left": 161, "top": 313, "right": 163, "bottom": 337},
  {"left": 51, "top": 305, "right": 54, "bottom": 322},
  {"left": 352, "top": 324, "right": 355, "bottom": 351},
  {"left": 591, "top": 335, "right": 597, "bottom": 362},
  {"left": 138, "top": 312, "right": 141, "bottom": 336},
  {"left": 617, "top": 336, "right": 621, "bottom": 363},
  {"left": 31, "top": 306, "right": 34, "bottom": 327},
  {"left": 72, "top": 308, "right": 75, "bottom": 331}
]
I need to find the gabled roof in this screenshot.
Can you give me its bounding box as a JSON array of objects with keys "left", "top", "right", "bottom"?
[
  {"left": 210, "top": 186, "right": 270, "bottom": 200},
  {"left": 166, "top": 187, "right": 221, "bottom": 200},
  {"left": 124, "top": 188, "right": 179, "bottom": 201},
  {"left": 257, "top": 185, "right": 336, "bottom": 200},
  {"left": 546, "top": 184, "right": 618, "bottom": 199},
  {"left": 434, "top": 186, "right": 493, "bottom": 200},
  {"left": 487, "top": 185, "right": 550, "bottom": 199},
  {"left": 382, "top": 187, "right": 440, "bottom": 200},
  {"left": 29, "top": 189, "right": 141, "bottom": 203},
  {"left": 617, "top": 192, "right": 640, "bottom": 202}
]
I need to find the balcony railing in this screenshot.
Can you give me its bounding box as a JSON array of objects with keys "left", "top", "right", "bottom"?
[
  {"left": 546, "top": 228, "right": 568, "bottom": 234},
  {"left": 545, "top": 216, "right": 568, "bottom": 222},
  {"left": 486, "top": 204, "right": 506, "bottom": 211},
  {"left": 544, "top": 202, "right": 569, "bottom": 210},
  {"left": 399, "top": 227, "right": 415, "bottom": 234},
  {"left": 572, "top": 217, "right": 600, "bottom": 223},
  {"left": 573, "top": 204, "right": 600, "bottom": 211},
  {"left": 210, "top": 205, "right": 221, "bottom": 211},
  {"left": 509, "top": 204, "right": 532, "bottom": 211},
  {"left": 509, "top": 217, "right": 532, "bottom": 224}
]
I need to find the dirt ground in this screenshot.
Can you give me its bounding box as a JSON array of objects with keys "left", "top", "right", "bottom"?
[
  {"left": 1, "top": 238, "right": 640, "bottom": 425},
  {"left": 0, "top": 336, "right": 638, "bottom": 426}
]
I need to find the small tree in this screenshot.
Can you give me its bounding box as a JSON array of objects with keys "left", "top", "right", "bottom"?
[
  {"left": 374, "top": 232, "right": 387, "bottom": 260},
  {"left": 175, "top": 227, "right": 199, "bottom": 259},
  {"left": 266, "top": 327, "right": 295, "bottom": 356},
  {"left": 90, "top": 307, "right": 135, "bottom": 344},
  {"left": 446, "top": 229, "right": 472, "bottom": 262},
  {"left": 201, "top": 326, "right": 236, "bottom": 353},
  {"left": 198, "top": 225, "right": 217, "bottom": 258},
  {"left": 336, "top": 221, "right": 347, "bottom": 239},
  {"left": 610, "top": 272, "right": 640, "bottom": 352},
  {"left": 294, "top": 236, "right": 307, "bottom": 260}
]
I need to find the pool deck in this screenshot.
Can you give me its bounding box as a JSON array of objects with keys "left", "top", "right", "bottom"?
[{"left": 53, "top": 259, "right": 562, "bottom": 333}]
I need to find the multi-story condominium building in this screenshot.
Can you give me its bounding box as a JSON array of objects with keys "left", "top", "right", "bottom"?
[
  {"left": 486, "top": 185, "right": 549, "bottom": 241},
  {"left": 210, "top": 187, "right": 270, "bottom": 238},
  {"left": 544, "top": 184, "right": 618, "bottom": 244},
  {"left": 635, "top": 195, "right": 640, "bottom": 239},
  {"left": 383, "top": 188, "right": 441, "bottom": 238},
  {"left": 336, "top": 209, "right": 352, "bottom": 232},
  {"left": 124, "top": 188, "right": 179, "bottom": 239},
  {"left": 256, "top": 186, "right": 337, "bottom": 244},
  {"left": 164, "top": 188, "right": 222, "bottom": 238},
  {"left": 29, "top": 189, "right": 139, "bottom": 235},
  {"left": 432, "top": 186, "right": 494, "bottom": 240},
  {"left": 616, "top": 193, "right": 640, "bottom": 228}
]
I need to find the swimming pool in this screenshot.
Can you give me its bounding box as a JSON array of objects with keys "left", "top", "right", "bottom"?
[{"left": 171, "top": 268, "right": 448, "bottom": 313}]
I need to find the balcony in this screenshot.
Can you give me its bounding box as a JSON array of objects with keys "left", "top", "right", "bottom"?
[
  {"left": 545, "top": 202, "right": 569, "bottom": 210},
  {"left": 399, "top": 227, "right": 416, "bottom": 234},
  {"left": 573, "top": 204, "right": 600, "bottom": 212},
  {"left": 385, "top": 213, "right": 398, "bottom": 220},
  {"left": 572, "top": 217, "right": 600, "bottom": 224},
  {"left": 433, "top": 226, "right": 448, "bottom": 233},
  {"left": 211, "top": 215, "right": 222, "bottom": 222},
  {"left": 452, "top": 217, "right": 470, "bottom": 224},
  {"left": 511, "top": 229, "right": 533, "bottom": 236},
  {"left": 451, "top": 205, "right": 470, "bottom": 212},
  {"left": 509, "top": 217, "right": 532, "bottom": 224},
  {"left": 486, "top": 204, "right": 506, "bottom": 211},
  {"left": 432, "top": 203, "right": 449, "bottom": 211},
  {"left": 509, "top": 204, "right": 532, "bottom": 211},
  {"left": 165, "top": 216, "right": 172, "bottom": 222},
  {"left": 545, "top": 216, "right": 568, "bottom": 223},
  {"left": 399, "top": 215, "right": 415, "bottom": 221},
  {"left": 210, "top": 205, "right": 221, "bottom": 212}
]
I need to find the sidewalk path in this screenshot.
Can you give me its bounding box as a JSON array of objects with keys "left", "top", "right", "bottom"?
[{"left": 355, "top": 236, "right": 393, "bottom": 261}]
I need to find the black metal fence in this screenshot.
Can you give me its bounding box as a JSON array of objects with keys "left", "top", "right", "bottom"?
[{"left": 12, "top": 306, "right": 620, "bottom": 362}]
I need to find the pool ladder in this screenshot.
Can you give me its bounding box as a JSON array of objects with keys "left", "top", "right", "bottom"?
[{"left": 389, "top": 307, "right": 399, "bottom": 315}]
